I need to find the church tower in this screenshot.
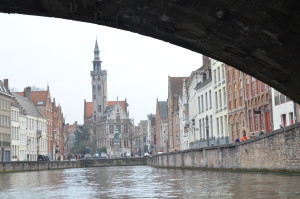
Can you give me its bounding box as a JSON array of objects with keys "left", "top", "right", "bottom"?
[{"left": 91, "top": 39, "right": 107, "bottom": 122}]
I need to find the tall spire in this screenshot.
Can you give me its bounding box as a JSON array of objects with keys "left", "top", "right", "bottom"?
[{"left": 94, "top": 39, "right": 100, "bottom": 61}]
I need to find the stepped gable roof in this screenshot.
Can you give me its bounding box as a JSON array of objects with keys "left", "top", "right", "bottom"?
[
  {"left": 15, "top": 90, "right": 49, "bottom": 106},
  {"left": 169, "top": 76, "right": 189, "bottom": 97},
  {"left": 107, "top": 101, "right": 127, "bottom": 112},
  {"left": 157, "top": 101, "right": 168, "bottom": 118},
  {"left": 13, "top": 93, "right": 44, "bottom": 118},
  {"left": 84, "top": 101, "right": 93, "bottom": 118}
]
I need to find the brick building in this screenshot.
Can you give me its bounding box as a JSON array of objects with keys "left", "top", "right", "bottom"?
[
  {"left": 244, "top": 74, "right": 273, "bottom": 136},
  {"left": 16, "top": 86, "right": 63, "bottom": 160},
  {"left": 226, "top": 66, "right": 248, "bottom": 142},
  {"left": 168, "top": 76, "right": 189, "bottom": 152},
  {"left": 155, "top": 99, "right": 168, "bottom": 153}
]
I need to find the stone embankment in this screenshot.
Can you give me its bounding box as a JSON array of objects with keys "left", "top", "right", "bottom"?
[
  {"left": 0, "top": 157, "right": 147, "bottom": 172},
  {"left": 148, "top": 123, "right": 300, "bottom": 173},
  {"left": 2, "top": 123, "right": 299, "bottom": 173}
]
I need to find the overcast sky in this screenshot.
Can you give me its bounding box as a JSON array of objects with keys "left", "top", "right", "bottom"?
[{"left": 0, "top": 13, "right": 203, "bottom": 125}]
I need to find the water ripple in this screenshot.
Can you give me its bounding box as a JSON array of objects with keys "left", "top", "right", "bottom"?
[{"left": 0, "top": 166, "right": 300, "bottom": 199}]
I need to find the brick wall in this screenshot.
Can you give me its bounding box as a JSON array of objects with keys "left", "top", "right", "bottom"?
[{"left": 148, "top": 123, "right": 300, "bottom": 171}]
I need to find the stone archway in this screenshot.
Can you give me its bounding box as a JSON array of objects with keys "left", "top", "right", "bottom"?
[{"left": 1, "top": 1, "right": 300, "bottom": 102}]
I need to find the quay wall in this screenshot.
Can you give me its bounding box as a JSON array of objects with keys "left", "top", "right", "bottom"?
[
  {"left": 0, "top": 157, "right": 147, "bottom": 172},
  {"left": 148, "top": 123, "right": 300, "bottom": 172}
]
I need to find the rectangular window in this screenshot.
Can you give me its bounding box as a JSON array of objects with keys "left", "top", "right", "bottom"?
[
  {"left": 215, "top": 92, "right": 218, "bottom": 109},
  {"left": 224, "top": 115, "right": 228, "bottom": 136},
  {"left": 214, "top": 69, "right": 217, "bottom": 84},
  {"left": 251, "top": 77, "right": 255, "bottom": 96},
  {"left": 199, "top": 119, "right": 202, "bottom": 139},
  {"left": 209, "top": 90, "right": 212, "bottom": 108},
  {"left": 124, "top": 124, "right": 128, "bottom": 133},
  {"left": 98, "top": 105, "right": 101, "bottom": 112},
  {"left": 260, "top": 113, "right": 264, "bottom": 130},
  {"left": 289, "top": 112, "right": 294, "bottom": 125},
  {"left": 198, "top": 96, "right": 201, "bottom": 113},
  {"left": 223, "top": 87, "right": 226, "bottom": 106},
  {"left": 232, "top": 69, "right": 235, "bottom": 80},
  {"left": 93, "top": 95, "right": 96, "bottom": 100},
  {"left": 222, "top": 66, "right": 225, "bottom": 81},
  {"left": 201, "top": 95, "right": 204, "bottom": 112},
  {"left": 274, "top": 90, "right": 280, "bottom": 105},
  {"left": 210, "top": 115, "right": 213, "bottom": 137},
  {"left": 281, "top": 114, "right": 286, "bottom": 127},
  {"left": 109, "top": 125, "right": 114, "bottom": 134},
  {"left": 217, "top": 67, "right": 221, "bottom": 83},
  {"left": 202, "top": 118, "right": 205, "bottom": 139},
  {"left": 124, "top": 138, "right": 129, "bottom": 147},
  {"left": 205, "top": 92, "right": 208, "bottom": 111},
  {"left": 246, "top": 78, "right": 250, "bottom": 98},
  {"left": 280, "top": 94, "right": 286, "bottom": 104},
  {"left": 217, "top": 118, "right": 219, "bottom": 137},
  {"left": 249, "top": 110, "right": 253, "bottom": 132},
  {"left": 221, "top": 116, "right": 224, "bottom": 137},
  {"left": 116, "top": 124, "right": 121, "bottom": 132},
  {"left": 219, "top": 90, "right": 222, "bottom": 108}
]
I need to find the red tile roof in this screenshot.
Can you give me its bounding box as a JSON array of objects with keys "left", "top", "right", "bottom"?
[
  {"left": 84, "top": 102, "right": 93, "bottom": 118},
  {"left": 15, "top": 91, "right": 49, "bottom": 106},
  {"left": 107, "top": 101, "right": 127, "bottom": 112}
]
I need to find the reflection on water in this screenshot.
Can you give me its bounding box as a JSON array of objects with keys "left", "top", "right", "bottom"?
[{"left": 0, "top": 166, "right": 300, "bottom": 199}]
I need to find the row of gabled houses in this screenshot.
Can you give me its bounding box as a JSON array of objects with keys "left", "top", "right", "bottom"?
[
  {"left": 0, "top": 79, "right": 64, "bottom": 162},
  {"left": 147, "top": 56, "right": 300, "bottom": 154}
]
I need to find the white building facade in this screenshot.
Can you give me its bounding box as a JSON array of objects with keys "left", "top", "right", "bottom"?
[
  {"left": 13, "top": 94, "right": 47, "bottom": 161},
  {"left": 11, "top": 105, "right": 20, "bottom": 161},
  {"left": 272, "top": 89, "right": 297, "bottom": 130},
  {"left": 186, "top": 69, "right": 202, "bottom": 148},
  {"left": 178, "top": 79, "right": 189, "bottom": 150},
  {"left": 193, "top": 67, "right": 214, "bottom": 148},
  {"left": 211, "top": 59, "right": 229, "bottom": 144},
  {"left": 19, "top": 113, "right": 27, "bottom": 161}
]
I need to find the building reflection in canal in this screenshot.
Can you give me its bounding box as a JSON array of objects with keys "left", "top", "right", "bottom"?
[{"left": 0, "top": 166, "right": 299, "bottom": 198}]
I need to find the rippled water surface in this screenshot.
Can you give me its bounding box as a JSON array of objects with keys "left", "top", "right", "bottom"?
[{"left": 0, "top": 166, "right": 300, "bottom": 198}]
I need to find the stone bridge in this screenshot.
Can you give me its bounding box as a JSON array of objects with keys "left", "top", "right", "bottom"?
[{"left": 1, "top": 1, "right": 300, "bottom": 102}]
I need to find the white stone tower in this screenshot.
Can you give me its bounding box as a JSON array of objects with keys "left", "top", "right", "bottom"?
[{"left": 91, "top": 39, "right": 107, "bottom": 122}]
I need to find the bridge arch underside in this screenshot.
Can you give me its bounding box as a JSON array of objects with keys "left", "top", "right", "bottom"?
[{"left": 1, "top": 0, "right": 300, "bottom": 102}]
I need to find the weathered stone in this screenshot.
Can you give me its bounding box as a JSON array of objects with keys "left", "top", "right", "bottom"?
[
  {"left": 148, "top": 123, "right": 300, "bottom": 172},
  {"left": 1, "top": 0, "right": 300, "bottom": 103}
]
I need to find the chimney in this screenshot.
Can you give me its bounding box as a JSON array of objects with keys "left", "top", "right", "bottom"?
[
  {"left": 75, "top": 121, "right": 78, "bottom": 126},
  {"left": 24, "top": 87, "right": 31, "bottom": 100},
  {"left": 3, "top": 79, "right": 9, "bottom": 91}
]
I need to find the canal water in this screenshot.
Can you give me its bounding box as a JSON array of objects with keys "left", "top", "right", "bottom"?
[{"left": 0, "top": 166, "right": 299, "bottom": 198}]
